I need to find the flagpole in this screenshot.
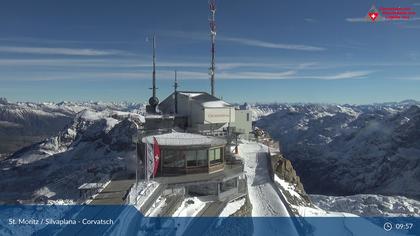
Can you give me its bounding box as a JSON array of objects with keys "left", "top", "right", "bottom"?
[
  {"left": 132, "top": 134, "right": 139, "bottom": 189},
  {"left": 144, "top": 140, "right": 147, "bottom": 183},
  {"left": 135, "top": 142, "right": 138, "bottom": 188},
  {"left": 152, "top": 136, "right": 155, "bottom": 180}
]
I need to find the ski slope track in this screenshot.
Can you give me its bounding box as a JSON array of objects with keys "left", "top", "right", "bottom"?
[{"left": 239, "top": 141, "right": 299, "bottom": 236}]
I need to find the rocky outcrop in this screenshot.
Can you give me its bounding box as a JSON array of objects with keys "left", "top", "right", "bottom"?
[
  {"left": 272, "top": 155, "right": 304, "bottom": 192},
  {"left": 271, "top": 153, "right": 311, "bottom": 206},
  {"left": 0, "top": 97, "right": 8, "bottom": 105}
]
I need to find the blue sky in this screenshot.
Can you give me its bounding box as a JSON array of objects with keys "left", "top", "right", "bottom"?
[{"left": 1, "top": 0, "right": 420, "bottom": 104}]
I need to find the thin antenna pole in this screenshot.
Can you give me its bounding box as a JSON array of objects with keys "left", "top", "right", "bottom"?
[
  {"left": 147, "top": 34, "right": 159, "bottom": 113},
  {"left": 152, "top": 34, "right": 157, "bottom": 98},
  {"left": 144, "top": 142, "right": 147, "bottom": 182},
  {"left": 174, "top": 70, "right": 178, "bottom": 114},
  {"left": 135, "top": 141, "right": 138, "bottom": 187},
  {"left": 174, "top": 70, "right": 178, "bottom": 92},
  {"left": 209, "top": 0, "right": 216, "bottom": 96}
]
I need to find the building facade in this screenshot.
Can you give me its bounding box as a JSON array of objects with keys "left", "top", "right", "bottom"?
[
  {"left": 159, "top": 91, "right": 235, "bottom": 132},
  {"left": 142, "top": 132, "right": 226, "bottom": 176}
]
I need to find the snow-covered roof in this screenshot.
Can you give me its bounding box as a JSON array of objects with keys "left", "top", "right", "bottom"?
[
  {"left": 178, "top": 92, "right": 203, "bottom": 98},
  {"left": 145, "top": 114, "right": 170, "bottom": 119},
  {"left": 142, "top": 132, "right": 226, "bottom": 147},
  {"left": 78, "top": 183, "right": 104, "bottom": 190},
  {"left": 202, "top": 100, "right": 231, "bottom": 108},
  {"left": 159, "top": 91, "right": 232, "bottom": 111},
  {"left": 178, "top": 91, "right": 232, "bottom": 108}
]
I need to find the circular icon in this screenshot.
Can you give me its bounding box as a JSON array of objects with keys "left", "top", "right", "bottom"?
[{"left": 384, "top": 222, "right": 393, "bottom": 231}]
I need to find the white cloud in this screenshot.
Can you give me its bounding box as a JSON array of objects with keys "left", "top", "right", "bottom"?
[
  {"left": 323, "top": 71, "right": 371, "bottom": 79},
  {"left": 172, "top": 70, "right": 370, "bottom": 80},
  {"left": 300, "top": 71, "right": 372, "bottom": 80},
  {"left": 220, "top": 37, "right": 325, "bottom": 51},
  {"left": 346, "top": 17, "right": 368, "bottom": 22},
  {"left": 0, "top": 46, "right": 129, "bottom": 56},
  {"left": 218, "top": 70, "right": 297, "bottom": 80},
  {"left": 0, "top": 58, "right": 208, "bottom": 68},
  {"left": 0, "top": 58, "right": 321, "bottom": 71},
  {"left": 395, "top": 76, "right": 420, "bottom": 80},
  {"left": 0, "top": 69, "right": 372, "bottom": 81},
  {"left": 304, "top": 18, "right": 317, "bottom": 23},
  {"left": 160, "top": 30, "right": 326, "bottom": 51}
]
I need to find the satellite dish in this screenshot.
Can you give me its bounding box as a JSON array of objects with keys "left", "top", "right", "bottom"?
[{"left": 149, "top": 96, "right": 159, "bottom": 106}]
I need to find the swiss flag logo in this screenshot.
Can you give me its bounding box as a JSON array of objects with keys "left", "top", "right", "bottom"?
[{"left": 369, "top": 12, "right": 379, "bottom": 21}]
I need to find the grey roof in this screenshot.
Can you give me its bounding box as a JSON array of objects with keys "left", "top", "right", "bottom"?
[
  {"left": 177, "top": 91, "right": 232, "bottom": 108},
  {"left": 159, "top": 91, "right": 232, "bottom": 110},
  {"left": 142, "top": 132, "right": 227, "bottom": 147}
]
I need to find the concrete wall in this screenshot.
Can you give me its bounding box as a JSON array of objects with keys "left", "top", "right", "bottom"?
[
  {"left": 159, "top": 92, "right": 235, "bottom": 131},
  {"left": 232, "top": 109, "right": 252, "bottom": 136},
  {"left": 204, "top": 107, "right": 235, "bottom": 124},
  {"left": 176, "top": 94, "right": 192, "bottom": 117},
  {"left": 190, "top": 102, "right": 205, "bottom": 126}
]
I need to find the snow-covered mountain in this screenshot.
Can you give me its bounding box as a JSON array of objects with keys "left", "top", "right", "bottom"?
[
  {"left": 0, "top": 101, "right": 145, "bottom": 204},
  {"left": 255, "top": 101, "right": 420, "bottom": 198},
  {"left": 0, "top": 99, "right": 144, "bottom": 155},
  {"left": 311, "top": 194, "right": 420, "bottom": 217}
]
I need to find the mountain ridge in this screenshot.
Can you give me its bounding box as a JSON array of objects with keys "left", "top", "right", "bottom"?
[{"left": 255, "top": 101, "right": 420, "bottom": 199}]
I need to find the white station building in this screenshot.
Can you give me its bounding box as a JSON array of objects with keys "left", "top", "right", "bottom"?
[{"left": 159, "top": 91, "right": 239, "bottom": 133}]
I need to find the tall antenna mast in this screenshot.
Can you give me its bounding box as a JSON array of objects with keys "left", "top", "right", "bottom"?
[
  {"left": 209, "top": 0, "right": 216, "bottom": 96},
  {"left": 174, "top": 70, "right": 178, "bottom": 92},
  {"left": 147, "top": 34, "right": 159, "bottom": 113},
  {"left": 174, "top": 70, "right": 178, "bottom": 114},
  {"left": 152, "top": 34, "right": 157, "bottom": 98}
]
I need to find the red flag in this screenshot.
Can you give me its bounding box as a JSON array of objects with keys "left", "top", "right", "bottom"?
[{"left": 153, "top": 137, "right": 160, "bottom": 177}]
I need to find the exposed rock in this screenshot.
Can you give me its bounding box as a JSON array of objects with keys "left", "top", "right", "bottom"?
[
  {"left": 0, "top": 97, "right": 8, "bottom": 104},
  {"left": 273, "top": 155, "right": 303, "bottom": 190},
  {"left": 271, "top": 153, "right": 310, "bottom": 204}
]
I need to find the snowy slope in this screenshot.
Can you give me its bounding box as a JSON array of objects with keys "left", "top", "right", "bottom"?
[
  {"left": 311, "top": 194, "right": 420, "bottom": 217},
  {"left": 239, "top": 141, "right": 290, "bottom": 216},
  {"left": 238, "top": 141, "right": 299, "bottom": 236},
  {"left": 256, "top": 102, "right": 420, "bottom": 198},
  {"left": 249, "top": 105, "right": 275, "bottom": 121},
  {"left": 0, "top": 108, "right": 144, "bottom": 204},
  {"left": 0, "top": 102, "right": 73, "bottom": 155},
  {"left": 0, "top": 99, "right": 145, "bottom": 155}
]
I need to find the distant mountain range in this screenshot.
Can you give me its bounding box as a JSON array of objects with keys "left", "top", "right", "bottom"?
[
  {"left": 0, "top": 98, "right": 143, "bottom": 156},
  {"left": 1, "top": 98, "right": 419, "bottom": 216},
  {"left": 255, "top": 100, "right": 420, "bottom": 199},
  {"left": 0, "top": 100, "right": 144, "bottom": 203}
]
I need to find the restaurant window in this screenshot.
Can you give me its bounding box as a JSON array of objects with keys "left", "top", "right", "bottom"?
[
  {"left": 209, "top": 147, "right": 222, "bottom": 165},
  {"left": 163, "top": 150, "right": 184, "bottom": 168},
  {"left": 197, "top": 149, "right": 207, "bottom": 166},
  {"left": 209, "top": 149, "right": 215, "bottom": 161},
  {"left": 186, "top": 150, "right": 197, "bottom": 167}
]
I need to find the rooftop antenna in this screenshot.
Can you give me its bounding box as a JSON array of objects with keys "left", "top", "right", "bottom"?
[
  {"left": 209, "top": 0, "right": 216, "bottom": 96},
  {"left": 147, "top": 34, "right": 159, "bottom": 113},
  {"left": 173, "top": 70, "right": 178, "bottom": 114},
  {"left": 174, "top": 70, "right": 178, "bottom": 92}
]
